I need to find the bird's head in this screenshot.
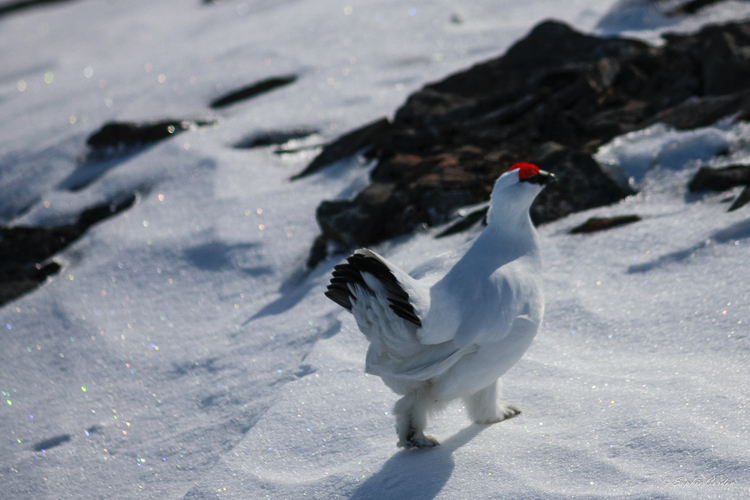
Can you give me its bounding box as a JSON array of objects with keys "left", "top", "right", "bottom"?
[{"left": 488, "top": 162, "right": 555, "bottom": 222}]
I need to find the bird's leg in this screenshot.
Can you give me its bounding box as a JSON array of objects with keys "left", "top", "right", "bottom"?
[
  {"left": 463, "top": 378, "right": 521, "bottom": 425},
  {"left": 393, "top": 391, "right": 440, "bottom": 449}
]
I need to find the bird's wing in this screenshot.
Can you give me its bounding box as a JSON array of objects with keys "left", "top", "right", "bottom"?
[
  {"left": 418, "top": 257, "right": 542, "bottom": 348},
  {"left": 366, "top": 339, "right": 479, "bottom": 381},
  {"left": 325, "top": 249, "right": 472, "bottom": 380}
]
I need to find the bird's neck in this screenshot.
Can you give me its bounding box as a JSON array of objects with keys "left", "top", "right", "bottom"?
[{"left": 452, "top": 208, "right": 540, "bottom": 277}]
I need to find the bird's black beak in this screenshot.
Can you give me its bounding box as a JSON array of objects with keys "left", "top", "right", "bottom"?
[{"left": 521, "top": 169, "right": 556, "bottom": 186}]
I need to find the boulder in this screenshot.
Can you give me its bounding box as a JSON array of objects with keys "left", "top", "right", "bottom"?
[{"left": 304, "top": 19, "right": 750, "bottom": 263}]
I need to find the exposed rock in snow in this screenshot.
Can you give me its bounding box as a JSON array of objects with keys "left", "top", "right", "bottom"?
[
  {"left": 689, "top": 164, "right": 750, "bottom": 192},
  {"left": 292, "top": 118, "right": 390, "bottom": 179},
  {"left": 86, "top": 120, "right": 213, "bottom": 151},
  {"left": 306, "top": 19, "right": 750, "bottom": 256},
  {"left": 667, "top": 0, "right": 736, "bottom": 17},
  {"left": 209, "top": 75, "right": 297, "bottom": 109},
  {"left": 233, "top": 128, "right": 318, "bottom": 149},
  {"left": 689, "top": 163, "right": 750, "bottom": 211},
  {"left": 570, "top": 214, "right": 642, "bottom": 233},
  {"left": 0, "top": 0, "right": 77, "bottom": 19},
  {"left": 0, "top": 194, "right": 136, "bottom": 306}
]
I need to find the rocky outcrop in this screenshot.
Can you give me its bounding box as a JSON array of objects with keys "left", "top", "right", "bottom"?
[
  {"left": 302, "top": 19, "right": 750, "bottom": 266},
  {"left": 689, "top": 164, "right": 750, "bottom": 212},
  {"left": 0, "top": 194, "right": 136, "bottom": 306},
  {"left": 292, "top": 118, "right": 390, "bottom": 179}
]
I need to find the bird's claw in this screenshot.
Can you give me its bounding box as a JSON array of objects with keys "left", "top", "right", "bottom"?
[
  {"left": 474, "top": 403, "right": 522, "bottom": 425},
  {"left": 398, "top": 434, "right": 440, "bottom": 449}
]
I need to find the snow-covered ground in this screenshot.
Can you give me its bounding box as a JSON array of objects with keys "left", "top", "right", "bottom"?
[{"left": 1, "top": 1, "right": 749, "bottom": 498}]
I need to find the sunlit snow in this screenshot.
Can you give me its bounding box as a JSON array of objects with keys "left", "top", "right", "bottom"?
[{"left": 1, "top": 1, "right": 749, "bottom": 499}]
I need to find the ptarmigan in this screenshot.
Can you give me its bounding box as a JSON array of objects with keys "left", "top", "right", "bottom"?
[{"left": 325, "top": 162, "right": 554, "bottom": 448}]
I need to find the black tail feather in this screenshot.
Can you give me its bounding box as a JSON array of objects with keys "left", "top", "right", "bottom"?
[
  {"left": 324, "top": 288, "right": 352, "bottom": 310},
  {"left": 325, "top": 250, "right": 422, "bottom": 327}
]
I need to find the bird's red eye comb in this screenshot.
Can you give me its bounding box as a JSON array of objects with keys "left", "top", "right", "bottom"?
[{"left": 510, "top": 162, "right": 540, "bottom": 179}]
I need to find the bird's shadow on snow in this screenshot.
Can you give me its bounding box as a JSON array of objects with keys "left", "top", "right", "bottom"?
[{"left": 349, "top": 424, "right": 487, "bottom": 500}]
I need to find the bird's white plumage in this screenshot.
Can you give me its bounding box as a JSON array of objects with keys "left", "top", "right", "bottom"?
[{"left": 326, "top": 165, "right": 554, "bottom": 448}]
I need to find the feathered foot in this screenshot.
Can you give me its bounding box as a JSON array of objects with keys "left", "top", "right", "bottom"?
[
  {"left": 464, "top": 379, "right": 522, "bottom": 425},
  {"left": 399, "top": 432, "right": 440, "bottom": 449},
  {"left": 394, "top": 390, "right": 442, "bottom": 449}
]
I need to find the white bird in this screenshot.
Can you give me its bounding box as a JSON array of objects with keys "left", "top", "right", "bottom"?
[{"left": 325, "top": 162, "right": 554, "bottom": 448}]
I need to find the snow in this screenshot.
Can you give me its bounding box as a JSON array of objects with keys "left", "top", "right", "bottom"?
[
  {"left": 1, "top": 0, "right": 749, "bottom": 499},
  {"left": 597, "top": 0, "right": 750, "bottom": 42},
  {"left": 594, "top": 121, "right": 742, "bottom": 189}
]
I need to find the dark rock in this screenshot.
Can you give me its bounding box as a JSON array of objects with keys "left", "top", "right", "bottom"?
[
  {"left": 664, "top": 22, "right": 750, "bottom": 96},
  {"left": 728, "top": 186, "right": 750, "bottom": 212},
  {"left": 33, "top": 434, "right": 71, "bottom": 452},
  {"left": 76, "top": 196, "right": 136, "bottom": 228},
  {"left": 651, "top": 91, "right": 750, "bottom": 130},
  {"left": 667, "top": 0, "right": 730, "bottom": 16},
  {"left": 316, "top": 182, "right": 411, "bottom": 248},
  {"left": 688, "top": 164, "right": 750, "bottom": 212},
  {"left": 87, "top": 120, "right": 212, "bottom": 151},
  {"left": 531, "top": 148, "right": 635, "bottom": 224},
  {"left": 0, "top": 194, "right": 136, "bottom": 306},
  {"left": 67, "top": 120, "right": 211, "bottom": 192},
  {"left": 77, "top": 120, "right": 215, "bottom": 191},
  {"left": 0, "top": 0, "right": 76, "bottom": 18},
  {"left": 306, "top": 235, "right": 329, "bottom": 269},
  {"left": 233, "top": 128, "right": 318, "bottom": 149},
  {"left": 570, "top": 215, "right": 642, "bottom": 234},
  {"left": 210, "top": 75, "right": 297, "bottom": 109},
  {"left": 292, "top": 118, "right": 391, "bottom": 179},
  {"left": 688, "top": 165, "right": 750, "bottom": 192},
  {"left": 303, "top": 19, "right": 750, "bottom": 258},
  {"left": 436, "top": 206, "right": 488, "bottom": 238}
]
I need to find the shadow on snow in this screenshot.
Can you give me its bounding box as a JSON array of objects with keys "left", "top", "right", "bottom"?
[
  {"left": 629, "top": 216, "right": 750, "bottom": 273},
  {"left": 349, "top": 424, "right": 487, "bottom": 500}
]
